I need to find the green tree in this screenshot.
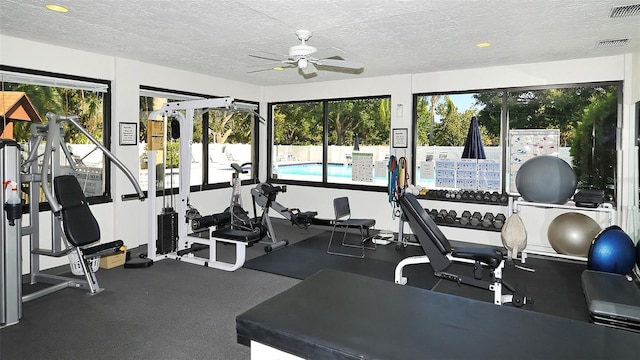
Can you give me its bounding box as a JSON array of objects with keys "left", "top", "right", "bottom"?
[
  {"left": 570, "top": 92, "right": 617, "bottom": 189},
  {"left": 415, "top": 96, "right": 431, "bottom": 146},
  {"left": 274, "top": 102, "right": 323, "bottom": 145}
]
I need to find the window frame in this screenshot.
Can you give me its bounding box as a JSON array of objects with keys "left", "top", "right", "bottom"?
[
  {"left": 412, "top": 81, "right": 622, "bottom": 197},
  {"left": 0, "top": 65, "right": 112, "bottom": 210},
  {"left": 267, "top": 95, "right": 391, "bottom": 192}
]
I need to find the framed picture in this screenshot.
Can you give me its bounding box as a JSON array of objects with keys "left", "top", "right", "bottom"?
[
  {"left": 392, "top": 128, "right": 408, "bottom": 148},
  {"left": 119, "top": 122, "right": 138, "bottom": 146}
]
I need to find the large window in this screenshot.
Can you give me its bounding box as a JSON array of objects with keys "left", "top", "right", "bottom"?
[
  {"left": 271, "top": 96, "right": 391, "bottom": 187},
  {"left": 1, "top": 66, "right": 111, "bottom": 205},
  {"left": 415, "top": 91, "right": 502, "bottom": 191},
  {"left": 414, "top": 83, "right": 620, "bottom": 201},
  {"left": 139, "top": 87, "right": 257, "bottom": 192}
]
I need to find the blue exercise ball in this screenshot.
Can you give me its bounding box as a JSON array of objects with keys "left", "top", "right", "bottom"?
[
  {"left": 516, "top": 156, "right": 577, "bottom": 204},
  {"left": 636, "top": 240, "right": 640, "bottom": 269},
  {"left": 588, "top": 226, "right": 636, "bottom": 275}
]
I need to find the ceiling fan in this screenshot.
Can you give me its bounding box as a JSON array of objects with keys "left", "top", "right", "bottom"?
[{"left": 248, "top": 30, "right": 364, "bottom": 77}]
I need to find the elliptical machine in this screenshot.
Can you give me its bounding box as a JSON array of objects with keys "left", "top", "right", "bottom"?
[
  {"left": 227, "top": 163, "right": 290, "bottom": 252},
  {"left": 251, "top": 182, "right": 317, "bottom": 252}
]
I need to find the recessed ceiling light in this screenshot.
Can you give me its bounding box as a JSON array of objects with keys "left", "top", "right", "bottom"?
[
  {"left": 476, "top": 42, "right": 491, "bottom": 48},
  {"left": 273, "top": 67, "right": 284, "bottom": 71},
  {"left": 46, "top": 4, "right": 69, "bottom": 13}
]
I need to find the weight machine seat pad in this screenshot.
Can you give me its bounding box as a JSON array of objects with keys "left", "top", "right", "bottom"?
[
  {"left": 192, "top": 212, "right": 232, "bottom": 230},
  {"left": 452, "top": 247, "right": 503, "bottom": 268},
  {"left": 53, "top": 175, "right": 101, "bottom": 247},
  {"left": 83, "top": 240, "right": 125, "bottom": 257},
  {"left": 582, "top": 270, "right": 640, "bottom": 324},
  {"left": 211, "top": 228, "right": 260, "bottom": 243},
  {"left": 336, "top": 218, "right": 376, "bottom": 228},
  {"left": 237, "top": 270, "right": 639, "bottom": 360}
]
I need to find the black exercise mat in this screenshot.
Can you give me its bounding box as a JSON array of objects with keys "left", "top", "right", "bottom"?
[
  {"left": 244, "top": 231, "right": 440, "bottom": 290},
  {"left": 432, "top": 257, "right": 589, "bottom": 321}
]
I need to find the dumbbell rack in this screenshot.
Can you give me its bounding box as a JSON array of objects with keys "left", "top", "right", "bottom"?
[
  {"left": 424, "top": 208, "right": 506, "bottom": 232},
  {"left": 394, "top": 192, "right": 510, "bottom": 249}
]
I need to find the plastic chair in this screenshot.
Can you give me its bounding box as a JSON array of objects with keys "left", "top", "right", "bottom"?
[{"left": 327, "top": 197, "right": 376, "bottom": 258}]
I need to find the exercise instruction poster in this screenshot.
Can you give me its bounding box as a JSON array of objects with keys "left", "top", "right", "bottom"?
[
  {"left": 352, "top": 153, "right": 373, "bottom": 182},
  {"left": 509, "top": 129, "right": 559, "bottom": 194}
]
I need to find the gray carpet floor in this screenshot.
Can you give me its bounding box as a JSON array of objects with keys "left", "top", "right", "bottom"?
[{"left": 0, "top": 219, "right": 321, "bottom": 360}]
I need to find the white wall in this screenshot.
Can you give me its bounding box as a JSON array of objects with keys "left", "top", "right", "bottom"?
[{"left": 2, "top": 34, "right": 638, "bottom": 271}]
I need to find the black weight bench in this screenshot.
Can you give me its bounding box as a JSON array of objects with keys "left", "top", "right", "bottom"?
[
  {"left": 54, "top": 175, "right": 125, "bottom": 294},
  {"left": 180, "top": 211, "right": 261, "bottom": 271},
  {"left": 395, "top": 192, "right": 528, "bottom": 306}
]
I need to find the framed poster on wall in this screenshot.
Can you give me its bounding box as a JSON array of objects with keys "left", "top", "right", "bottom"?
[
  {"left": 392, "top": 128, "right": 408, "bottom": 148},
  {"left": 119, "top": 122, "right": 138, "bottom": 146}
]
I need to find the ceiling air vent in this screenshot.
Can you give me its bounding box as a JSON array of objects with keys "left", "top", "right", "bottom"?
[
  {"left": 598, "top": 39, "right": 630, "bottom": 47},
  {"left": 609, "top": 4, "right": 640, "bottom": 18}
]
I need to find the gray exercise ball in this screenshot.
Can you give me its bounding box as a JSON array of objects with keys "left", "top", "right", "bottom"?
[
  {"left": 516, "top": 156, "right": 577, "bottom": 204},
  {"left": 547, "top": 212, "right": 601, "bottom": 257}
]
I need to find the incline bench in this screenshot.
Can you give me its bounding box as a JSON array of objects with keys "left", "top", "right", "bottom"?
[{"left": 237, "top": 270, "right": 640, "bottom": 359}]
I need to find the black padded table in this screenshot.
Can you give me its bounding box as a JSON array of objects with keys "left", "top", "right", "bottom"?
[{"left": 237, "top": 269, "right": 640, "bottom": 360}]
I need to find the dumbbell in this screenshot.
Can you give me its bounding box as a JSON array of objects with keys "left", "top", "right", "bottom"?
[
  {"left": 470, "top": 211, "right": 483, "bottom": 226},
  {"left": 482, "top": 192, "right": 491, "bottom": 202},
  {"left": 481, "top": 212, "right": 495, "bottom": 228},
  {"left": 490, "top": 192, "right": 500, "bottom": 203},
  {"left": 499, "top": 193, "right": 509, "bottom": 203},
  {"left": 428, "top": 209, "right": 438, "bottom": 221},
  {"left": 460, "top": 210, "right": 472, "bottom": 225},
  {"left": 474, "top": 192, "right": 483, "bottom": 201},
  {"left": 445, "top": 210, "right": 457, "bottom": 224},
  {"left": 493, "top": 213, "right": 506, "bottom": 229},
  {"left": 436, "top": 209, "right": 448, "bottom": 223}
]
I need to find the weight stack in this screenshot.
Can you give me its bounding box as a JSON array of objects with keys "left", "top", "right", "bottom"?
[{"left": 157, "top": 207, "right": 178, "bottom": 254}]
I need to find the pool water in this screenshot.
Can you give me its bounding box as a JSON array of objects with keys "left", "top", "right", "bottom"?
[{"left": 276, "top": 162, "right": 363, "bottom": 178}]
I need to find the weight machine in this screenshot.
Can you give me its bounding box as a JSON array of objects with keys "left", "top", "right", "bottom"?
[
  {"left": 1, "top": 113, "right": 144, "bottom": 328},
  {"left": 146, "top": 97, "right": 269, "bottom": 271}
]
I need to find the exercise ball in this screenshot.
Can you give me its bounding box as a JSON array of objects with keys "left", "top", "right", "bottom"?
[
  {"left": 588, "top": 225, "right": 636, "bottom": 275},
  {"left": 636, "top": 240, "right": 640, "bottom": 269},
  {"left": 548, "top": 212, "right": 601, "bottom": 257},
  {"left": 516, "top": 156, "right": 577, "bottom": 204}
]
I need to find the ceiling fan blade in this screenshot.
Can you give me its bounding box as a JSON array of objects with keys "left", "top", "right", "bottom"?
[
  {"left": 249, "top": 54, "right": 285, "bottom": 62},
  {"left": 247, "top": 64, "right": 295, "bottom": 74},
  {"left": 316, "top": 58, "right": 364, "bottom": 70},
  {"left": 312, "top": 47, "right": 345, "bottom": 60},
  {"left": 300, "top": 62, "right": 317, "bottom": 75},
  {"left": 250, "top": 49, "right": 287, "bottom": 57},
  {"left": 248, "top": 61, "right": 283, "bottom": 68}
]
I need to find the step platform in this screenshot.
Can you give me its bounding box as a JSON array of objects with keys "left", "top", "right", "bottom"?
[{"left": 582, "top": 270, "right": 640, "bottom": 332}]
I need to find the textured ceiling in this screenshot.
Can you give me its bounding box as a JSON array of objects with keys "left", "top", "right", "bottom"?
[{"left": 0, "top": 0, "right": 638, "bottom": 86}]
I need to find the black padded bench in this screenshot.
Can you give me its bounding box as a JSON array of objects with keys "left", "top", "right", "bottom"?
[{"left": 237, "top": 270, "right": 640, "bottom": 359}]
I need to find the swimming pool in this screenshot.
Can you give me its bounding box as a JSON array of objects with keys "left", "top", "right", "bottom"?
[{"left": 275, "top": 162, "right": 387, "bottom": 184}]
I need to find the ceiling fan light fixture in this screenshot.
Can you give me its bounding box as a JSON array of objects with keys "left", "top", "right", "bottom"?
[
  {"left": 46, "top": 4, "right": 69, "bottom": 13},
  {"left": 298, "top": 58, "right": 308, "bottom": 69}
]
